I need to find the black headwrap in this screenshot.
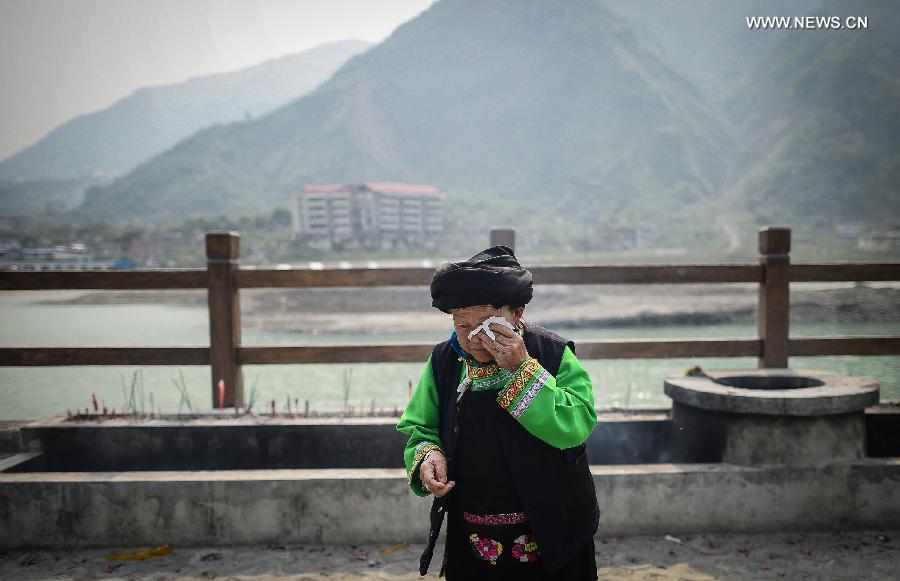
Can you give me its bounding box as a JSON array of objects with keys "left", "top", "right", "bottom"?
[{"left": 430, "top": 245, "right": 533, "bottom": 313}]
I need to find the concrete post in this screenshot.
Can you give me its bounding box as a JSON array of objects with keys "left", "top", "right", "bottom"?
[
  {"left": 490, "top": 228, "right": 516, "bottom": 253},
  {"left": 206, "top": 231, "right": 243, "bottom": 408}
]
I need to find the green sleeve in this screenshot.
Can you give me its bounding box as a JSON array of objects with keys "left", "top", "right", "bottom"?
[
  {"left": 496, "top": 345, "right": 596, "bottom": 449},
  {"left": 396, "top": 356, "right": 444, "bottom": 496}
]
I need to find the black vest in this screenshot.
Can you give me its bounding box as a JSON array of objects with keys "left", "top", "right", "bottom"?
[{"left": 419, "top": 322, "right": 600, "bottom": 576}]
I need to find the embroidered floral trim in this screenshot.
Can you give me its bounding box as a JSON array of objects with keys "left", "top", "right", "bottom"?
[
  {"left": 409, "top": 442, "right": 441, "bottom": 487},
  {"left": 496, "top": 357, "right": 541, "bottom": 409},
  {"left": 511, "top": 369, "right": 550, "bottom": 419},
  {"left": 468, "top": 534, "right": 503, "bottom": 565},
  {"left": 414, "top": 440, "right": 436, "bottom": 456},
  {"left": 466, "top": 360, "right": 514, "bottom": 392},
  {"left": 472, "top": 371, "right": 513, "bottom": 390},
  {"left": 463, "top": 512, "right": 528, "bottom": 526},
  {"left": 467, "top": 362, "right": 502, "bottom": 380},
  {"left": 511, "top": 534, "right": 540, "bottom": 563}
]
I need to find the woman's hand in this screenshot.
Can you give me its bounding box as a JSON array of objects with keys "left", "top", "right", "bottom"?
[
  {"left": 478, "top": 322, "right": 528, "bottom": 372},
  {"left": 419, "top": 450, "right": 455, "bottom": 497}
]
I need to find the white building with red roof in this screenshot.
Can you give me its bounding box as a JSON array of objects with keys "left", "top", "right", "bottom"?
[{"left": 292, "top": 182, "right": 443, "bottom": 250}]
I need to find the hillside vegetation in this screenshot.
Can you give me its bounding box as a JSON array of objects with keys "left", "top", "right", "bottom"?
[
  {"left": 9, "top": 0, "right": 896, "bottom": 259},
  {"left": 77, "top": 0, "right": 736, "bottom": 239}
]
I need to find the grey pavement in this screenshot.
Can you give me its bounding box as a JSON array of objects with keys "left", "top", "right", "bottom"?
[{"left": 0, "top": 529, "right": 896, "bottom": 580}]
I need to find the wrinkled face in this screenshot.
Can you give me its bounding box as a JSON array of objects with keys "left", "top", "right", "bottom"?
[{"left": 451, "top": 304, "right": 524, "bottom": 363}]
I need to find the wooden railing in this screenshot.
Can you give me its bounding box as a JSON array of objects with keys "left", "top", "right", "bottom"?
[{"left": 1, "top": 226, "right": 898, "bottom": 408}]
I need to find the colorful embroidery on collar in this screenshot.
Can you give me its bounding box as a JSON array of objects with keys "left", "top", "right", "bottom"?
[
  {"left": 467, "top": 361, "right": 503, "bottom": 379},
  {"left": 454, "top": 323, "right": 527, "bottom": 392},
  {"left": 466, "top": 360, "right": 513, "bottom": 392}
]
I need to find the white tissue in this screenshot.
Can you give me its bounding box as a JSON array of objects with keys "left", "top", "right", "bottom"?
[{"left": 467, "top": 316, "right": 515, "bottom": 341}]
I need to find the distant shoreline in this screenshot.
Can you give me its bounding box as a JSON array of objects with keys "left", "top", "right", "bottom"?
[{"left": 31, "top": 282, "right": 900, "bottom": 335}]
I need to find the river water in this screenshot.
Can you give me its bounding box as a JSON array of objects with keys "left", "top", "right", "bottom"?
[{"left": 1, "top": 291, "right": 898, "bottom": 420}]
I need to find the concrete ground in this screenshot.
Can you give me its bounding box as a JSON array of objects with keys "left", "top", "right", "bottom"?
[{"left": 0, "top": 529, "right": 896, "bottom": 580}]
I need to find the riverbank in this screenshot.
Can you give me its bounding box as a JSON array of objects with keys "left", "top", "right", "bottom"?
[
  {"left": 33, "top": 282, "right": 900, "bottom": 334},
  {"left": 7, "top": 284, "right": 898, "bottom": 420},
  {"left": 1, "top": 530, "right": 895, "bottom": 579}
]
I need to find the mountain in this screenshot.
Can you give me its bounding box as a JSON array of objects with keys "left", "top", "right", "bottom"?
[
  {"left": 77, "top": 0, "right": 736, "bottom": 229},
  {"left": 0, "top": 40, "right": 371, "bottom": 181},
  {"left": 0, "top": 176, "right": 103, "bottom": 217},
  {"left": 721, "top": 0, "right": 900, "bottom": 231},
  {"left": 603, "top": 0, "right": 823, "bottom": 100}
]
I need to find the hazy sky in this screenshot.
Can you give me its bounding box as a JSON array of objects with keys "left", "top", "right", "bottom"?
[{"left": 0, "top": 0, "right": 434, "bottom": 160}]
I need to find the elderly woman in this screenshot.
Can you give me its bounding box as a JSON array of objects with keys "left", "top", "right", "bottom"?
[{"left": 397, "top": 245, "right": 599, "bottom": 580}]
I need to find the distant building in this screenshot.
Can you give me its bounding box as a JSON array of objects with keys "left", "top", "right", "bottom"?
[
  {"left": 0, "top": 244, "right": 119, "bottom": 271},
  {"left": 292, "top": 184, "right": 354, "bottom": 250},
  {"left": 292, "top": 182, "right": 443, "bottom": 250}
]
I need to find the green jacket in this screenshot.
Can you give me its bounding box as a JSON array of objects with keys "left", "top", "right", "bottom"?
[{"left": 397, "top": 341, "right": 596, "bottom": 496}]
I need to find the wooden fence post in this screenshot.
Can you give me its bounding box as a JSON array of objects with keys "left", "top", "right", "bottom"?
[
  {"left": 206, "top": 231, "right": 243, "bottom": 408},
  {"left": 757, "top": 226, "right": 791, "bottom": 368},
  {"left": 490, "top": 228, "right": 516, "bottom": 253}
]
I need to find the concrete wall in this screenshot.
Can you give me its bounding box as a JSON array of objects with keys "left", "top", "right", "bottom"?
[
  {"left": 12, "top": 405, "right": 899, "bottom": 471},
  {"left": 20, "top": 419, "right": 411, "bottom": 471},
  {"left": 592, "top": 459, "right": 900, "bottom": 535},
  {"left": 1, "top": 458, "right": 898, "bottom": 549},
  {"left": 0, "top": 421, "right": 27, "bottom": 455},
  {"left": 670, "top": 403, "right": 871, "bottom": 465},
  {"left": 16, "top": 412, "right": 675, "bottom": 471},
  {"left": 867, "top": 405, "right": 900, "bottom": 457}
]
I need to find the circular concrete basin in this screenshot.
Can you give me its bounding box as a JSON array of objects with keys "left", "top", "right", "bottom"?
[
  {"left": 664, "top": 368, "right": 879, "bottom": 416},
  {"left": 664, "top": 368, "right": 880, "bottom": 466}
]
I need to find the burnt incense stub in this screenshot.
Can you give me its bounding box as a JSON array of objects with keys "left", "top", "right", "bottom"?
[{"left": 665, "top": 369, "right": 880, "bottom": 466}]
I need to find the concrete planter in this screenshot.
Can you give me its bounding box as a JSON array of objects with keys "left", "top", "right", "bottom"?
[
  {"left": 9, "top": 409, "right": 675, "bottom": 472},
  {"left": 16, "top": 415, "right": 409, "bottom": 472}
]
